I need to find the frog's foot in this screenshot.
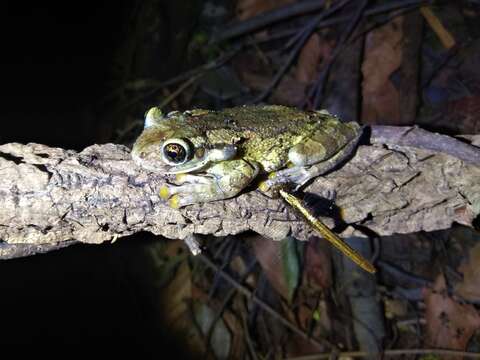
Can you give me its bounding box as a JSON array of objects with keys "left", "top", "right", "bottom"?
[
  {"left": 159, "top": 175, "right": 223, "bottom": 208},
  {"left": 260, "top": 166, "right": 312, "bottom": 192},
  {"left": 159, "top": 160, "right": 259, "bottom": 208}
]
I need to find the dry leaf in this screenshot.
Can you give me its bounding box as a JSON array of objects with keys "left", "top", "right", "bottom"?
[
  {"left": 455, "top": 242, "right": 480, "bottom": 302},
  {"left": 296, "top": 33, "right": 323, "bottom": 84},
  {"left": 283, "top": 299, "right": 327, "bottom": 356},
  {"left": 163, "top": 260, "right": 192, "bottom": 327},
  {"left": 445, "top": 95, "right": 480, "bottom": 134},
  {"left": 423, "top": 273, "right": 480, "bottom": 352},
  {"left": 193, "top": 302, "right": 232, "bottom": 359},
  {"left": 252, "top": 235, "right": 290, "bottom": 299},
  {"left": 304, "top": 237, "right": 331, "bottom": 289},
  {"left": 236, "top": 0, "right": 295, "bottom": 21},
  {"left": 241, "top": 71, "right": 307, "bottom": 106},
  {"left": 222, "top": 309, "right": 246, "bottom": 359},
  {"left": 234, "top": 51, "right": 307, "bottom": 105},
  {"left": 161, "top": 260, "right": 207, "bottom": 355},
  {"left": 361, "top": 16, "right": 403, "bottom": 125}
]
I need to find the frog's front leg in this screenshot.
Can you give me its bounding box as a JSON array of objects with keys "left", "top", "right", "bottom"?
[
  {"left": 160, "top": 160, "right": 259, "bottom": 208},
  {"left": 262, "top": 127, "right": 362, "bottom": 191}
]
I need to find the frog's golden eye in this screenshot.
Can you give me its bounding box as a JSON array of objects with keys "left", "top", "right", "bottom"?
[{"left": 161, "top": 138, "right": 192, "bottom": 165}]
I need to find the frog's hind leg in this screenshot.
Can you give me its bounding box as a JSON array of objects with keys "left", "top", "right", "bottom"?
[{"left": 264, "top": 128, "right": 362, "bottom": 190}]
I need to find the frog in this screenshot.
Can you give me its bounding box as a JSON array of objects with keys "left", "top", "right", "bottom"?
[{"left": 131, "top": 105, "right": 362, "bottom": 208}]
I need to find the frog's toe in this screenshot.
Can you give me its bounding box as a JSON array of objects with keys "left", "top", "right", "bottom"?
[
  {"left": 168, "top": 194, "right": 181, "bottom": 209},
  {"left": 159, "top": 185, "right": 172, "bottom": 200},
  {"left": 163, "top": 189, "right": 196, "bottom": 208},
  {"left": 168, "top": 193, "right": 200, "bottom": 208},
  {"left": 258, "top": 179, "right": 271, "bottom": 192},
  {"left": 159, "top": 183, "right": 189, "bottom": 204}
]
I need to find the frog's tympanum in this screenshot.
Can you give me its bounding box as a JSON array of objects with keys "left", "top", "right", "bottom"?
[{"left": 132, "top": 105, "right": 361, "bottom": 208}]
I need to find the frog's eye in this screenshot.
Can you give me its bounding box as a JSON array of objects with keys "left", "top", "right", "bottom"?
[{"left": 161, "top": 138, "right": 192, "bottom": 165}]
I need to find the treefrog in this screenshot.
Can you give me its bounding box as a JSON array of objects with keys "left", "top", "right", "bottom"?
[{"left": 131, "top": 105, "right": 361, "bottom": 208}]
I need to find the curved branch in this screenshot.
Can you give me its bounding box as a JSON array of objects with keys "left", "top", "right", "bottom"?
[{"left": 0, "top": 129, "right": 479, "bottom": 259}]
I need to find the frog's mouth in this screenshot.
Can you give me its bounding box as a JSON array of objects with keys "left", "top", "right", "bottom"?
[
  {"left": 165, "top": 144, "right": 238, "bottom": 175},
  {"left": 165, "top": 158, "right": 211, "bottom": 174}
]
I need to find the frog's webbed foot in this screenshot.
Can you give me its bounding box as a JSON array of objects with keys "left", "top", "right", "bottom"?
[
  {"left": 160, "top": 160, "right": 259, "bottom": 208},
  {"left": 261, "top": 134, "right": 360, "bottom": 192}
]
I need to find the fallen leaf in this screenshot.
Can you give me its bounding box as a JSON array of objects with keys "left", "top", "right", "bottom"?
[
  {"left": 285, "top": 303, "right": 324, "bottom": 356},
  {"left": 361, "top": 16, "right": 403, "bottom": 125},
  {"left": 241, "top": 70, "right": 307, "bottom": 106},
  {"left": 296, "top": 33, "right": 324, "bottom": 84},
  {"left": 252, "top": 235, "right": 290, "bottom": 300},
  {"left": 193, "top": 302, "right": 232, "bottom": 359},
  {"left": 423, "top": 273, "right": 480, "bottom": 352},
  {"left": 163, "top": 260, "right": 192, "bottom": 328},
  {"left": 234, "top": 51, "right": 307, "bottom": 105},
  {"left": 236, "top": 0, "right": 295, "bottom": 21},
  {"left": 281, "top": 236, "right": 301, "bottom": 303},
  {"left": 304, "top": 237, "right": 332, "bottom": 289},
  {"left": 161, "top": 259, "right": 207, "bottom": 356},
  {"left": 283, "top": 297, "right": 328, "bottom": 356},
  {"left": 455, "top": 242, "right": 480, "bottom": 302},
  {"left": 296, "top": 302, "right": 313, "bottom": 330},
  {"left": 445, "top": 96, "right": 480, "bottom": 134},
  {"left": 222, "top": 309, "right": 246, "bottom": 360}
]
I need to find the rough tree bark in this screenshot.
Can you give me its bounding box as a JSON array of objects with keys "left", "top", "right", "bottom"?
[{"left": 0, "top": 127, "right": 479, "bottom": 259}]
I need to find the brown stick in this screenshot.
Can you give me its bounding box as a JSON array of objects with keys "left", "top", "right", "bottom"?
[{"left": 0, "top": 130, "right": 479, "bottom": 259}]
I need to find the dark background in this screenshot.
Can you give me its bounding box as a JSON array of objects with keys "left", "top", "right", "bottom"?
[
  {"left": 1, "top": 2, "right": 118, "bottom": 148},
  {"left": 0, "top": 2, "right": 196, "bottom": 357}
]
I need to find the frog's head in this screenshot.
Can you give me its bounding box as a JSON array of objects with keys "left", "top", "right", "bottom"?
[{"left": 132, "top": 107, "right": 237, "bottom": 174}]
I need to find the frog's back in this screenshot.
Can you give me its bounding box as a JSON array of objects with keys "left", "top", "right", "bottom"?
[
  {"left": 191, "top": 106, "right": 316, "bottom": 170},
  {"left": 190, "top": 105, "right": 315, "bottom": 136},
  {"left": 185, "top": 105, "right": 358, "bottom": 172}
]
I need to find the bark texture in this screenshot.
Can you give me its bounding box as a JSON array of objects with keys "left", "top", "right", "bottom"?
[{"left": 0, "top": 128, "right": 479, "bottom": 259}]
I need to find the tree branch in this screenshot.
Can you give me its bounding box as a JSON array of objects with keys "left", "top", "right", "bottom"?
[{"left": 0, "top": 128, "right": 479, "bottom": 259}]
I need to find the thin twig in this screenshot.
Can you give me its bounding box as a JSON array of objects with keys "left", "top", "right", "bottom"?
[
  {"left": 102, "top": 46, "right": 242, "bottom": 110},
  {"left": 377, "top": 260, "right": 431, "bottom": 287},
  {"left": 241, "top": 307, "right": 260, "bottom": 360},
  {"left": 310, "top": 0, "right": 369, "bottom": 109},
  {"left": 205, "top": 257, "right": 258, "bottom": 352},
  {"left": 250, "top": 0, "right": 352, "bottom": 104},
  {"left": 211, "top": 0, "right": 328, "bottom": 43},
  {"left": 156, "top": 73, "right": 202, "bottom": 110},
  {"left": 196, "top": 253, "right": 337, "bottom": 351},
  {"left": 370, "top": 125, "right": 480, "bottom": 165},
  {"left": 244, "top": 0, "right": 428, "bottom": 48},
  {"left": 214, "top": 0, "right": 431, "bottom": 44}
]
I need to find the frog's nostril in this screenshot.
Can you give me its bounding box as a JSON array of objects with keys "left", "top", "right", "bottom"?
[{"left": 140, "top": 152, "right": 146, "bottom": 159}]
